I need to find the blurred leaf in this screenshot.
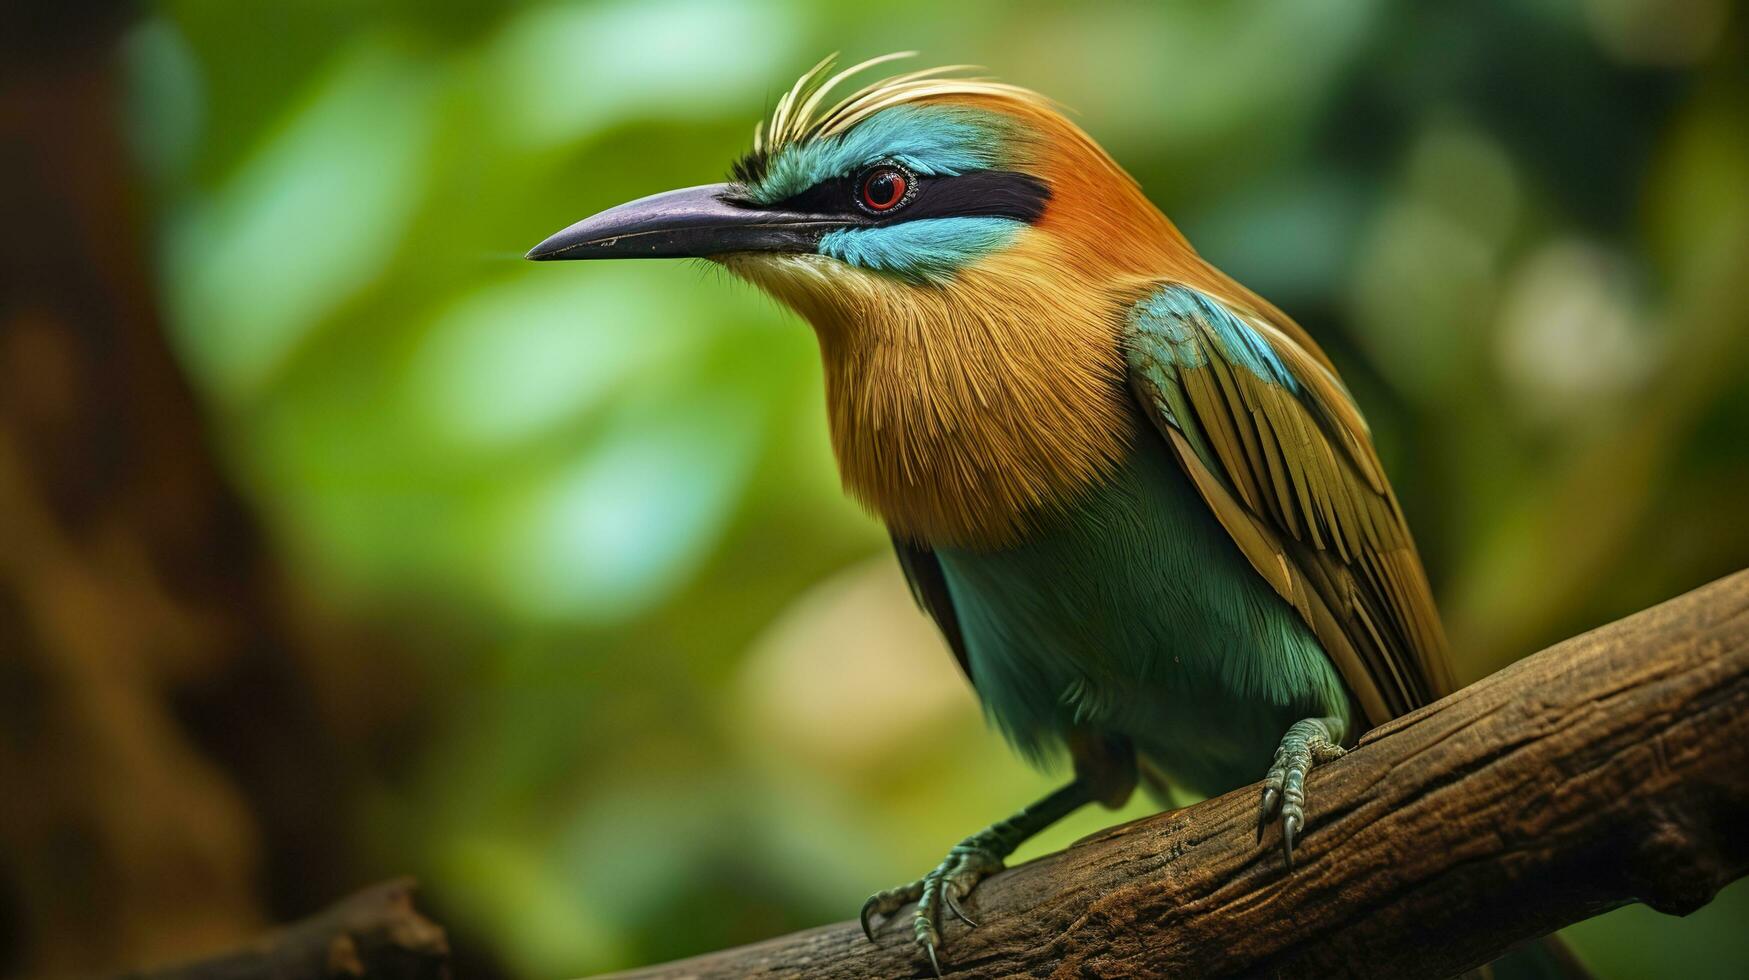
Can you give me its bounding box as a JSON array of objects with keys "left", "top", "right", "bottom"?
[
  {"left": 490, "top": 385, "right": 762, "bottom": 622},
  {"left": 484, "top": 0, "right": 806, "bottom": 147},
  {"left": 165, "top": 36, "right": 438, "bottom": 400}
]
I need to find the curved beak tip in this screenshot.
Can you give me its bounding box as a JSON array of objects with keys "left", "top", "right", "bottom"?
[
  {"left": 523, "top": 238, "right": 564, "bottom": 261},
  {"left": 524, "top": 219, "right": 599, "bottom": 261}
]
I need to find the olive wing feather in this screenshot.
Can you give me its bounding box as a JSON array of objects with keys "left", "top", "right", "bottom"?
[{"left": 1123, "top": 284, "right": 1454, "bottom": 724}]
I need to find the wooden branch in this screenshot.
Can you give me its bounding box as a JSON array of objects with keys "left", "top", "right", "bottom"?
[
  {"left": 114, "top": 880, "right": 450, "bottom": 980},
  {"left": 601, "top": 570, "right": 1749, "bottom": 979}
]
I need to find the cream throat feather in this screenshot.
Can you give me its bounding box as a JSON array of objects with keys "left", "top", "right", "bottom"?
[{"left": 723, "top": 238, "right": 1139, "bottom": 550}]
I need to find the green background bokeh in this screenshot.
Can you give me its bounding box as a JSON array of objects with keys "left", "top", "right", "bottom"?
[{"left": 127, "top": 1, "right": 1749, "bottom": 975}]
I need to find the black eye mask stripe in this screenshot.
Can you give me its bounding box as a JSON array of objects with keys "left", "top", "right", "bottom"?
[
  {"left": 906, "top": 171, "right": 1051, "bottom": 223},
  {"left": 737, "top": 170, "right": 1051, "bottom": 228}
]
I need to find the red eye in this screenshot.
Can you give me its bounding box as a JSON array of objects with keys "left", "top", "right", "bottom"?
[{"left": 859, "top": 167, "right": 908, "bottom": 212}]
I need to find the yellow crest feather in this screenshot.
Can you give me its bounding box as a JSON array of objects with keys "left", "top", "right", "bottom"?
[{"left": 750, "top": 53, "right": 1057, "bottom": 160}]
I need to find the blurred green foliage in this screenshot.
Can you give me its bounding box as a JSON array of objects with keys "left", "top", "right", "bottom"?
[{"left": 128, "top": 1, "right": 1748, "bottom": 975}]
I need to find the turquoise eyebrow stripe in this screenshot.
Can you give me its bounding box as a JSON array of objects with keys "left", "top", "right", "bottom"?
[
  {"left": 746, "top": 105, "right": 1017, "bottom": 204},
  {"left": 818, "top": 216, "right": 1023, "bottom": 283}
]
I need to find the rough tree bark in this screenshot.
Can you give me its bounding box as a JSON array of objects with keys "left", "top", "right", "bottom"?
[{"left": 600, "top": 570, "right": 1749, "bottom": 979}]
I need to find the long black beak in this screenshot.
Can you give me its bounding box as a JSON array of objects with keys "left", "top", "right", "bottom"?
[{"left": 525, "top": 183, "right": 838, "bottom": 261}]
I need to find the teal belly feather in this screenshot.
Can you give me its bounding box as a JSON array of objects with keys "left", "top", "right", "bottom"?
[{"left": 935, "top": 425, "right": 1353, "bottom": 799}]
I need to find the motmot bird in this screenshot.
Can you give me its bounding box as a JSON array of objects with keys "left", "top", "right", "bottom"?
[{"left": 528, "top": 55, "right": 1552, "bottom": 975}]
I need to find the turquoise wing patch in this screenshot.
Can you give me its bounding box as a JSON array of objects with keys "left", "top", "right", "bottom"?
[{"left": 1123, "top": 283, "right": 1453, "bottom": 722}]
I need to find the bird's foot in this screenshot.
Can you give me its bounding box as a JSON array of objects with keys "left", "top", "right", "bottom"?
[
  {"left": 860, "top": 832, "right": 1007, "bottom": 977},
  {"left": 1257, "top": 716, "right": 1346, "bottom": 867}
]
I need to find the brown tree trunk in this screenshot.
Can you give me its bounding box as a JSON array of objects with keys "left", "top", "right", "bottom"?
[{"left": 0, "top": 7, "right": 367, "bottom": 975}]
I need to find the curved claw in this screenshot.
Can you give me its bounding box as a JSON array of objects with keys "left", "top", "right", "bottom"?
[
  {"left": 859, "top": 896, "right": 880, "bottom": 943},
  {"left": 944, "top": 888, "right": 978, "bottom": 929},
  {"left": 866, "top": 838, "right": 1008, "bottom": 974},
  {"left": 860, "top": 881, "right": 925, "bottom": 946},
  {"left": 915, "top": 905, "right": 944, "bottom": 976},
  {"left": 1257, "top": 716, "right": 1345, "bottom": 869},
  {"left": 1257, "top": 786, "right": 1280, "bottom": 840}
]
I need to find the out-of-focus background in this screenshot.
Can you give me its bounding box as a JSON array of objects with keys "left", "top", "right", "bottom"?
[{"left": 3, "top": 1, "right": 1747, "bottom": 977}]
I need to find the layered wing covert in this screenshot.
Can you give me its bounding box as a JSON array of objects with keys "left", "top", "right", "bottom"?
[{"left": 1124, "top": 284, "right": 1454, "bottom": 724}]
